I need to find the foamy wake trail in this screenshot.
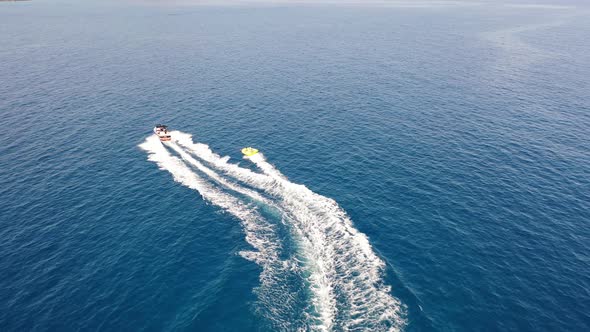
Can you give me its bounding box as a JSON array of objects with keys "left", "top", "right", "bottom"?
[
  {"left": 173, "top": 132, "right": 407, "bottom": 331},
  {"left": 139, "top": 136, "right": 308, "bottom": 331}
]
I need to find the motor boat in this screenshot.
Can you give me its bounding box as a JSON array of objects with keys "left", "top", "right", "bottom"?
[{"left": 154, "top": 124, "right": 171, "bottom": 142}]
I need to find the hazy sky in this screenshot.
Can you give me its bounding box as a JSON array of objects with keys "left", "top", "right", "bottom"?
[
  {"left": 103, "top": 0, "right": 587, "bottom": 7},
  {"left": 20, "top": 0, "right": 587, "bottom": 10}
]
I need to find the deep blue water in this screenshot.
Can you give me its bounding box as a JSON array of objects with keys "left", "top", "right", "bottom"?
[{"left": 1, "top": 1, "right": 590, "bottom": 331}]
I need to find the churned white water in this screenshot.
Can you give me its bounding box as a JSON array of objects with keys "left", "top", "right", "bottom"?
[{"left": 172, "top": 132, "right": 407, "bottom": 331}]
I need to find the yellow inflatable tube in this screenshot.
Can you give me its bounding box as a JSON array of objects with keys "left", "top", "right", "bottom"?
[{"left": 241, "top": 147, "right": 259, "bottom": 157}]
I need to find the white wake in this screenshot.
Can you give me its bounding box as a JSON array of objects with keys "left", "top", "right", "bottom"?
[{"left": 171, "top": 131, "right": 407, "bottom": 331}]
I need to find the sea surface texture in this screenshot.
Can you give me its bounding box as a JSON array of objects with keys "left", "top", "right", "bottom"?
[{"left": 1, "top": 1, "right": 589, "bottom": 331}]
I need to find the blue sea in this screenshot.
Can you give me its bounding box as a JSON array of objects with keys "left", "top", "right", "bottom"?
[{"left": 1, "top": 1, "right": 589, "bottom": 331}]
